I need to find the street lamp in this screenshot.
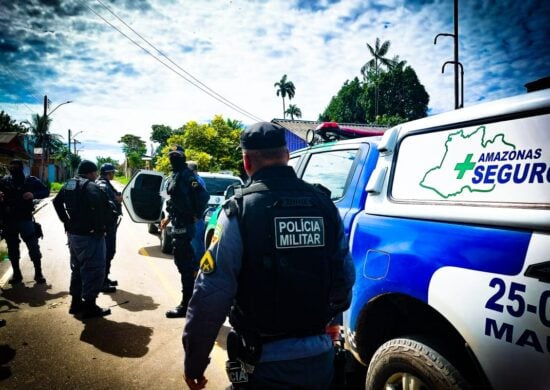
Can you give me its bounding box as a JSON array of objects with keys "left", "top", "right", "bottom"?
[{"left": 47, "top": 100, "right": 73, "bottom": 116}]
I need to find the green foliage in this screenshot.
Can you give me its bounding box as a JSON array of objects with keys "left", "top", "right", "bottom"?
[
  {"left": 96, "top": 156, "right": 120, "bottom": 169},
  {"left": 114, "top": 175, "right": 129, "bottom": 185},
  {"left": 319, "top": 40, "right": 429, "bottom": 124},
  {"left": 118, "top": 134, "right": 146, "bottom": 155},
  {"left": 274, "top": 74, "right": 296, "bottom": 119},
  {"left": 319, "top": 78, "right": 366, "bottom": 123},
  {"left": 155, "top": 115, "right": 242, "bottom": 175},
  {"left": 150, "top": 124, "right": 173, "bottom": 146},
  {"left": 0, "top": 111, "right": 27, "bottom": 133},
  {"left": 364, "top": 64, "right": 429, "bottom": 122},
  {"left": 118, "top": 134, "right": 146, "bottom": 169},
  {"left": 285, "top": 104, "right": 302, "bottom": 120},
  {"left": 50, "top": 182, "right": 64, "bottom": 192}
]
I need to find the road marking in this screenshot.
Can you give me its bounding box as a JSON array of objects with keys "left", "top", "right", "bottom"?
[{"left": 139, "top": 247, "right": 180, "bottom": 301}]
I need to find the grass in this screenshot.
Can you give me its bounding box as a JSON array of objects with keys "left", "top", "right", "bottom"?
[{"left": 114, "top": 175, "right": 130, "bottom": 185}]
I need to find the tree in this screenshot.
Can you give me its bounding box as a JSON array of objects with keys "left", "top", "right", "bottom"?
[
  {"left": 361, "top": 37, "right": 396, "bottom": 117},
  {"left": 0, "top": 111, "right": 27, "bottom": 133},
  {"left": 150, "top": 124, "right": 173, "bottom": 147},
  {"left": 274, "top": 74, "right": 296, "bottom": 119},
  {"left": 285, "top": 104, "right": 302, "bottom": 120},
  {"left": 26, "top": 113, "right": 60, "bottom": 181},
  {"left": 118, "top": 134, "right": 146, "bottom": 171},
  {"left": 319, "top": 78, "right": 366, "bottom": 123},
  {"left": 96, "top": 156, "right": 120, "bottom": 169},
  {"left": 364, "top": 63, "right": 429, "bottom": 123},
  {"left": 154, "top": 115, "right": 242, "bottom": 176}
]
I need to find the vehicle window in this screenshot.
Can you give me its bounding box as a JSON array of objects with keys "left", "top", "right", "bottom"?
[
  {"left": 288, "top": 156, "right": 300, "bottom": 172},
  {"left": 202, "top": 177, "right": 242, "bottom": 195},
  {"left": 301, "top": 150, "right": 357, "bottom": 200}
]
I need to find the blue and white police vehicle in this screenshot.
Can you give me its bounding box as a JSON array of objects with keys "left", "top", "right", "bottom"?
[{"left": 347, "top": 87, "right": 549, "bottom": 389}]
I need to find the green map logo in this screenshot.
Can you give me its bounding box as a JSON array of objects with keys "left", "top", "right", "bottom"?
[{"left": 420, "top": 125, "right": 515, "bottom": 199}]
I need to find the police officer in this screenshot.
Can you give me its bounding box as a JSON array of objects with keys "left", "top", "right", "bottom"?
[
  {"left": 53, "top": 160, "right": 112, "bottom": 319},
  {"left": 187, "top": 161, "right": 207, "bottom": 264},
  {"left": 160, "top": 146, "right": 209, "bottom": 319},
  {"left": 96, "top": 163, "right": 122, "bottom": 292},
  {"left": 182, "top": 122, "right": 355, "bottom": 389},
  {"left": 0, "top": 159, "right": 49, "bottom": 284}
]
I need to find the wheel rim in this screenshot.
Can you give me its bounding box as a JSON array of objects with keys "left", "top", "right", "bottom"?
[{"left": 384, "top": 372, "right": 427, "bottom": 390}]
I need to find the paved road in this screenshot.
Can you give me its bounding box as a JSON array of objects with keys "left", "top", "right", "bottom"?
[{"left": 0, "top": 184, "right": 230, "bottom": 389}]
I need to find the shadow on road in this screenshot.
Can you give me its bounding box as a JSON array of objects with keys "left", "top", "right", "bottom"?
[
  {"left": 140, "top": 245, "right": 173, "bottom": 259},
  {"left": 0, "top": 299, "right": 19, "bottom": 314},
  {"left": 0, "top": 344, "right": 15, "bottom": 381},
  {"left": 80, "top": 317, "right": 153, "bottom": 358},
  {"left": 0, "top": 283, "right": 68, "bottom": 308},
  {"left": 108, "top": 289, "right": 160, "bottom": 312}
]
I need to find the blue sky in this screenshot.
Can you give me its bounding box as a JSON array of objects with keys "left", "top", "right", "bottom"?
[{"left": 1, "top": 0, "right": 549, "bottom": 163}]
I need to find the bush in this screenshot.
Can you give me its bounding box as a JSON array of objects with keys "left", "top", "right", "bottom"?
[{"left": 50, "top": 182, "right": 64, "bottom": 192}]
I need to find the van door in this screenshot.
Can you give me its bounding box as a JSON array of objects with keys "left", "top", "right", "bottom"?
[{"left": 122, "top": 170, "right": 165, "bottom": 223}]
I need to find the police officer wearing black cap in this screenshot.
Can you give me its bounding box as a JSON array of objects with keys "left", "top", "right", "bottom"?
[
  {"left": 183, "top": 122, "right": 355, "bottom": 389},
  {"left": 53, "top": 160, "right": 113, "bottom": 318},
  {"left": 96, "top": 163, "right": 123, "bottom": 292},
  {"left": 160, "top": 146, "right": 209, "bottom": 318}
]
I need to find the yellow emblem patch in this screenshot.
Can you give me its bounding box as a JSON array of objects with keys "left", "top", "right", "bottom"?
[
  {"left": 199, "top": 250, "right": 215, "bottom": 274},
  {"left": 191, "top": 180, "right": 199, "bottom": 188}
]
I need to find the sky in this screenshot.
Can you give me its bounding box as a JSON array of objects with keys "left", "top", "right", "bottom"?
[{"left": 1, "top": 0, "right": 549, "bottom": 163}]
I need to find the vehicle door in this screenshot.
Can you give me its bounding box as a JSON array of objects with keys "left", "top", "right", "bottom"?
[
  {"left": 295, "top": 142, "right": 378, "bottom": 238},
  {"left": 122, "top": 170, "right": 166, "bottom": 223}
]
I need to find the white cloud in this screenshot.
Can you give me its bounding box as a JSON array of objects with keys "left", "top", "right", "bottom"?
[{"left": 1, "top": 0, "right": 548, "bottom": 163}]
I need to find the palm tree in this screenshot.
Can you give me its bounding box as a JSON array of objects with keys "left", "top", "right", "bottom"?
[
  {"left": 361, "top": 38, "right": 395, "bottom": 118},
  {"left": 27, "top": 113, "right": 63, "bottom": 182},
  {"left": 274, "top": 74, "right": 296, "bottom": 119},
  {"left": 285, "top": 104, "right": 302, "bottom": 121}
]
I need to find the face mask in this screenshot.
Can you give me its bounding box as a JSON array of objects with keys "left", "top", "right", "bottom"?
[
  {"left": 9, "top": 166, "right": 24, "bottom": 183},
  {"left": 170, "top": 156, "right": 186, "bottom": 171}
]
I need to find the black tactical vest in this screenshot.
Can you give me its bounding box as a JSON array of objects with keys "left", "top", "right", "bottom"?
[
  {"left": 228, "top": 166, "right": 338, "bottom": 338},
  {"left": 63, "top": 177, "right": 94, "bottom": 234}
]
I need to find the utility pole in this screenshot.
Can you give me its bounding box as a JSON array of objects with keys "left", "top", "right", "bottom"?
[{"left": 434, "top": 0, "right": 464, "bottom": 109}]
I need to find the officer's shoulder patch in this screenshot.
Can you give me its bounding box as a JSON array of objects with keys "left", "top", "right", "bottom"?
[
  {"left": 210, "top": 222, "right": 223, "bottom": 247},
  {"left": 199, "top": 250, "right": 215, "bottom": 274}
]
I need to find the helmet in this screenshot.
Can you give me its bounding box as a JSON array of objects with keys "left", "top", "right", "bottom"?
[{"left": 100, "top": 163, "right": 116, "bottom": 174}]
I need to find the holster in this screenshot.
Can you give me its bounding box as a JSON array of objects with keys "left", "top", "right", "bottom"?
[{"left": 225, "top": 331, "right": 263, "bottom": 386}]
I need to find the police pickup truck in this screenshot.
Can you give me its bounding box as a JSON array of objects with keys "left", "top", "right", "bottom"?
[
  {"left": 282, "top": 88, "right": 549, "bottom": 389},
  {"left": 122, "top": 87, "right": 549, "bottom": 389}
]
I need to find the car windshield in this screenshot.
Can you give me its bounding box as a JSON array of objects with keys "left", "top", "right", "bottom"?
[{"left": 202, "top": 177, "right": 242, "bottom": 195}]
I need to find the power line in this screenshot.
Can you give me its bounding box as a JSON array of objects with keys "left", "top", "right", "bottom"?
[
  {"left": 86, "top": 1, "right": 265, "bottom": 123},
  {"left": 95, "top": 0, "right": 263, "bottom": 122}
]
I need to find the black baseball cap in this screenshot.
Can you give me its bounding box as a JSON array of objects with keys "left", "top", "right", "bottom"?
[
  {"left": 240, "top": 122, "right": 287, "bottom": 150},
  {"left": 78, "top": 160, "right": 98, "bottom": 174}
]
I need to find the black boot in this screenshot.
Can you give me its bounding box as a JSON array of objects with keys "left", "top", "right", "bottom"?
[
  {"left": 100, "top": 280, "right": 116, "bottom": 293},
  {"left": 106, "top": 278, "right": 118, "bottom": 286},
  {"left": 69, "top": 298, "right": 84, "bottom": 315},
  {"left": 165, "top": 299, "right": 188, "bottom": 318},
  {"left": 8, "top": 267, "right": 22, "bottom": 284},
  {"left": 82, "top": 300, "right": 111, "bottom": 319},
  {"left": 34, "top": 269, "right": 46, "bottom": 284}
]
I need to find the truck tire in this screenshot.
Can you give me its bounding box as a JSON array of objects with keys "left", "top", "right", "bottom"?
[
  {"left": 160, "top": 227, "right": 173, "bottom": 254},
  {"left": 366, "top": 338, "right": 470, "bottom": 390}
]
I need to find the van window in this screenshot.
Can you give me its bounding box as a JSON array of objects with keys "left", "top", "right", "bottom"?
[{"left": 301, "top": 149, "right": 357, "bottom": 200}]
